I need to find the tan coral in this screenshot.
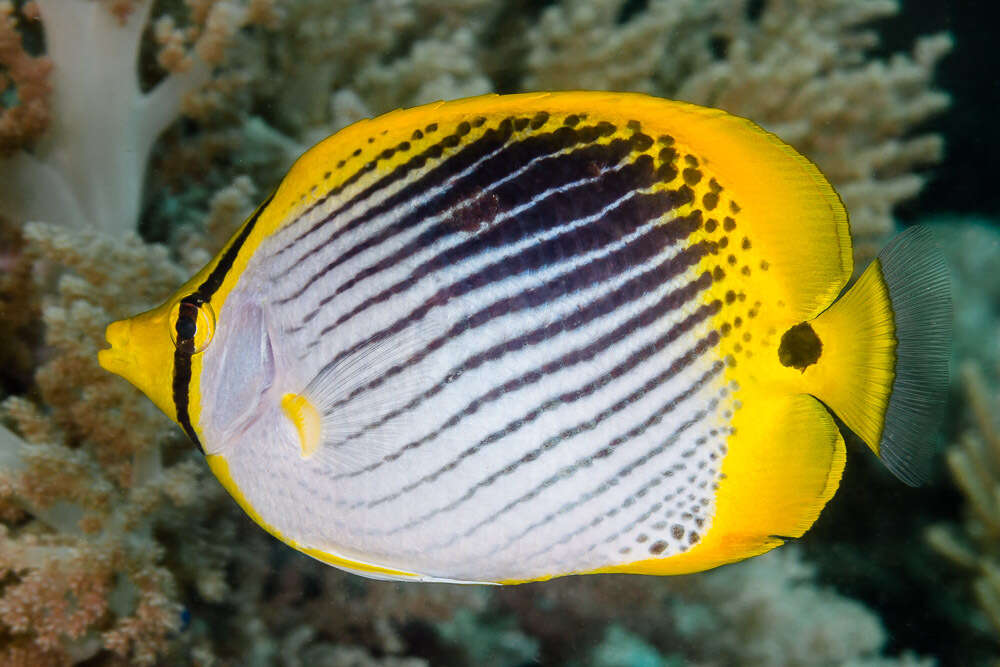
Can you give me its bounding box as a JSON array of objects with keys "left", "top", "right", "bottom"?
[
  {"left": 268, "top": 0, "right": 498, "bottom": 134},
  {"left": 0, "top": 0, "right": 52, "bottom": 155},
  {"left": 0, "top": 224, "right": 214, "bottom": 664}
]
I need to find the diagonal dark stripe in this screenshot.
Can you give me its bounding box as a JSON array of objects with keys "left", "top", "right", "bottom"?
[
  {"left": 348, "top": 308, "right": 720, "bottom": 515},
  {"left": 311, "top": 187, "right": 693, "bottom": 431},
  {"left": 329, "top": 244, "right": 712, "bottom": 454},
  {"left": 278, "top": 133, "right": 633, "bottom": 309},
  {"left": 292, "top": 140, "right": 645, "bottom": 332},
  {"left": 379, "top": 343, "right": 724, "bottom": 539},
  {"left": 273, "top": 117, "right": 501, "bottom": 257}
]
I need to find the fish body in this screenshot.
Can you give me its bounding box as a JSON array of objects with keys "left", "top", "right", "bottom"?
[{"left": 99, "top": 92, "right": 950, "bottom": 583}]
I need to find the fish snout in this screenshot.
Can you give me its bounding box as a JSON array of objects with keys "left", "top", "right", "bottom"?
[
  {"left": 96, "top": 304, "right": 186, "bottom": 424},
  {"left": 98, "top": 318, "right": 134, "bottom": 379}
]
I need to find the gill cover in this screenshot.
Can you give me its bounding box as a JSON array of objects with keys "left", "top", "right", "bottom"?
[{"left": 200, "top": 300, "right": 275, "bottom": 447}]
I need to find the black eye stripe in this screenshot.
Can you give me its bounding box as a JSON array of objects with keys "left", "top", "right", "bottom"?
[
  {"left": 172, "top": 190, "right": 275, "bottom": 454},
  {"left": 175, "top": 300, "right": 201, "bottom": 340},
  {"left": 176, "top": 315, "right": 197, "bottom": 340}
]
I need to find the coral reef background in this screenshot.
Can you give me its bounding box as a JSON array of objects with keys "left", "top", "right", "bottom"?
[{"left": 0, "top": 0, "right": 994, "bottom": 664}]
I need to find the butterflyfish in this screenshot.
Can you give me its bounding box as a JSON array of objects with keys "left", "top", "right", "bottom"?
[{"left": 99, "top": 92, "right": 951, "bottom": 584}]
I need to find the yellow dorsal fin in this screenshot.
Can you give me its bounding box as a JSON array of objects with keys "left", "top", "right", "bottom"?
[{"left": 281, "top": 393, "right": 322, "bottom": 459}]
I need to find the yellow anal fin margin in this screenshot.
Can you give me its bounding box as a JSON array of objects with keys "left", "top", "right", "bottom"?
[
  {"left": 590, "top": 393, "right": 845, "bottom": 576},
  {"left": 282, "top": 393, "right": 322, "bottom": 459},
  {"left": 206, "top": 454, "right": 427, "bottom": 581}
]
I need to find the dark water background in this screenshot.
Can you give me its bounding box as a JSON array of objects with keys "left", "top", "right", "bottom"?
[{"left": 882, "top": 0, "right": 997, "bottom": 222}]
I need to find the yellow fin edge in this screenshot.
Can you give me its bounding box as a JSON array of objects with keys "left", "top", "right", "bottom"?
[
  {"left": 205, "top": 454, "right": 419, "bottom": 579},
  {"left": 281, "top": 392, "right": 322, "bottom": 459}
]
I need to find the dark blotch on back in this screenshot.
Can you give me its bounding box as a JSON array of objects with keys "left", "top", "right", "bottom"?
[
  {"left": 443, "top": 131, "right": 637, "bottom": 239},
  {"left": 778, "top": 322, "right": 823, "bottom": 371},
  {"left": 447, "top": 188, "right": 503, "bottom": 232}
]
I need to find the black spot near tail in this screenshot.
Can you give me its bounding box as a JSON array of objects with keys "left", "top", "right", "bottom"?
[{"left": 777, "top": 322, "right": 822, "bottom": 372}]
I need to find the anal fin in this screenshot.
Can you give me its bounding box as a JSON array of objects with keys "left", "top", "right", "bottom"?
[{"left": 595, "top": 393, "right": 845, "bottom": 576}]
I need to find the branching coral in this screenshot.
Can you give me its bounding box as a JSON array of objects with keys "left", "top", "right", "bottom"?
[
  {"left": 264, "top": 0, "right": 497, "bottom": 139},
  {"left": 927, "top": 362, "right": 1000, "bottom": 639}
]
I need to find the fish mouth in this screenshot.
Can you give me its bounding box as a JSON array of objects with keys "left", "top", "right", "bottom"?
[
  {"left": 97, "top": 319, "right": 134, "bottom": 379},
  {"left": 95, "top": 307, "right": 181, "bottom": 423}
]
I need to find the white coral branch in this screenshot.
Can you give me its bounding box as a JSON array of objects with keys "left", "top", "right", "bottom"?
[{"left": 0, "top": 0, "right": 211, "bottom": 234}]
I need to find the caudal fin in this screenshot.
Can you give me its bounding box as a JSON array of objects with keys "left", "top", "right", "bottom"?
[
  {"left": 874, "top": 226, "right": 952, "bottom": 484},
  {"left": 808, "top": 225, "right": 951, "bottom": 485}
]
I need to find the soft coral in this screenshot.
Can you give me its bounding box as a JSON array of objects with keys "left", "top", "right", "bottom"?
[{"left": 0, "top": 0, "right": 260, "bottom": 234}]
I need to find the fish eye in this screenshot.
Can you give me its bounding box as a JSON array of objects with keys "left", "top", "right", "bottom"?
[{"left": 168, "top": 297, "right": 216, "bottom": 354}]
